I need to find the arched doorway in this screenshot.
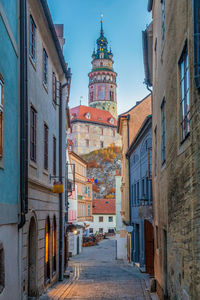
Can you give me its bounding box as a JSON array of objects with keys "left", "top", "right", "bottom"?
[
  {"left": 45, "top": 217, "right": 50, "bottom": 282},
  {"left": 28, "top": 217, "right": 37, "bottom": 297},
  {"left": 52, "top": 216, "right": 57, "bottom": 274}
]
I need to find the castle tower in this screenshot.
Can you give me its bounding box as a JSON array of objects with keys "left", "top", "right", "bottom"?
[{"left": 88, "top": 18, "right": 117, "bottom": 119}]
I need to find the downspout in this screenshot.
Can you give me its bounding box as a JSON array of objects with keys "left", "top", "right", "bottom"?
[
  {"left": 59, "top": 82, "right": 63, "bottom": 281},
  {"left": 19, "top": 0, "right": 28, "bottom": 229}
]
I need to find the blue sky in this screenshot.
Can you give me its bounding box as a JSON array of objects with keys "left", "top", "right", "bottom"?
[{"left": 47, "top": 0, "right": 152, "bottom": 115}]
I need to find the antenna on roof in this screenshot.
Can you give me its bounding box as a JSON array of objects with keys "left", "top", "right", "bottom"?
[{"left": 80, "top": 96, "right": 83, "bottom": 106}]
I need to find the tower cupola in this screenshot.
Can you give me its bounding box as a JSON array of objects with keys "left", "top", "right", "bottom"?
[{"left": 88, "top": 18, "right": 118, "bottom": 119}]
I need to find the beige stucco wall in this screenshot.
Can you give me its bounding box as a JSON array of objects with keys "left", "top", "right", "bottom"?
[{"left": 68, "top": 121, "right": 121, "bottom": 155}]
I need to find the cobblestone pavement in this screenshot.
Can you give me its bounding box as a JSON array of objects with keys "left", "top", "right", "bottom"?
[{"left": 40, "top": 238, "right": 157, "bottom": 300}]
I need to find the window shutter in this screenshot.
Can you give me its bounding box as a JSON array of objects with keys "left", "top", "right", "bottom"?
[{"left": 193, "top": 0, "right": 200, "bottom": 89}]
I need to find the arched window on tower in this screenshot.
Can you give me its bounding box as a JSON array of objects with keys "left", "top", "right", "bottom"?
[
  {"left": 52, "top": 216, "right": 57, "bottom": 274},
  {"left": 90, "top": 91, "right": 93, "bottom": 102},
  {"left": 45, "top": 217, "right": 50, "bottom": 282}
]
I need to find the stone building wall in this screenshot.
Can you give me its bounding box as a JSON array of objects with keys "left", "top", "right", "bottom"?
[{"left": 149, "top": 0, "right": 200, "bottom": 299}]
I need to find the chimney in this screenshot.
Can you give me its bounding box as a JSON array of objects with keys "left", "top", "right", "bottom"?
[{"left": 54, "top": 24, "right": 65, "bottom": 51}]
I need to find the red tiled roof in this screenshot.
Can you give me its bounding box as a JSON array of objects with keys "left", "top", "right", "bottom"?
[
  {"left": 70, "top": 105, "right": 117, "bottom": 126},
  {"left": 92, "top": 199, "right": 116, "bottom": 214}
]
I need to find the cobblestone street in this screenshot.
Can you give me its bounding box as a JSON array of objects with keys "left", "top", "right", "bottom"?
[{"left": 40, "top": 238, "right": 157, "bottom": 300}]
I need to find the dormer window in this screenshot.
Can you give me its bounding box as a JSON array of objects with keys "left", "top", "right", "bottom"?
[
  {"left": 109, "top": 118, "right": 114, "bottom": 124},
  {"left": 85, "top": 112, "right": 91, "bottom": 119}
]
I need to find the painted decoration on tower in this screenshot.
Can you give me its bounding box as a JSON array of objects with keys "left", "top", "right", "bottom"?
[{"left": 97, "top": 84, "right": 105, "bottom": 100}]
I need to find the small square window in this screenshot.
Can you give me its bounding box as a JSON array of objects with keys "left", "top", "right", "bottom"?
[
  {"left": 99, "top": 216, "right": 103, "bottom": 222},
  {"left": 108, "top": 216, "right": 113, "bottom": 222}
]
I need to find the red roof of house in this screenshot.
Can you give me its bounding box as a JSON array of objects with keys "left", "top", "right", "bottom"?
[
  {"left": 92, "top": 199, "right": 116, "bottom": 214},
  {"left": 70, "top": 105, "right": 117, "bottom": 126}
]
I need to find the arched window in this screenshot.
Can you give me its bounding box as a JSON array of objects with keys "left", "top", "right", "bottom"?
[
  {"left": 45, "top": 217, "right": 50, "bottom": 282},
  {"left": 52, "top": 216, "right": 57, "bottom": 274}
]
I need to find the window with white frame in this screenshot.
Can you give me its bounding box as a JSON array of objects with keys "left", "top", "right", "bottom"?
[{"left": 179, "top": 45, "right": 190, "bottom": 142}]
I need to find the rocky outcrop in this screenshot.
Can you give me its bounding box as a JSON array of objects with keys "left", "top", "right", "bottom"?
[{"left": 81, "top": 146, "right": 121, "bottom": 199}]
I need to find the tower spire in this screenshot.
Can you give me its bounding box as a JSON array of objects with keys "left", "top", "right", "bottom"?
[{"left": 100, "top": 14, "right": 104, "bottom": 35}]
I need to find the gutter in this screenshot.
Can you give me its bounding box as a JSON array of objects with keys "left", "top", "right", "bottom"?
[
  {"left": 19, "top": 0, "right": 28, "bottom": 229},
  {"left": 147, "top": 0, "right": 153, "bottom": 12},
  {"left": 59, "top": 82, "right": 63, "bottom": 281},
  {"left": 40, "top": 0, "right": 68, "bottom": 76}
]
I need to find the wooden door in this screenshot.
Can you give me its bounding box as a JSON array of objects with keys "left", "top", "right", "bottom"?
[{"left": 144, "top": 220, "right": 154, "bottom": 275}]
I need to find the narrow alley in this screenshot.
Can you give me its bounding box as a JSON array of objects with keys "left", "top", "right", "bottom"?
[{"left": 40, "top": 238, "right": 157, "bottom": 300}]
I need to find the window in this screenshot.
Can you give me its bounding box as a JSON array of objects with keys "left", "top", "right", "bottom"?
[
  {"left": 88, "top": 205, "right": 91, "bottom": 216},
  {"left": 179, "top": 46, "right": 190, "bottom": 142},
  {"left": 86, "top": 139, "right": 89, "bottom": 147},
  {"left": 43, "top": 49, "right": 48, "bottom": 85},
  {"left": 99, "top": 216, "right": 103, "bottom": 222},
  {"left": 30, "top": 106, "right": 37, "bottom": 161},
  {"left": 99, "top": 228, "right": 103, "bottom": 233},
  {"left": 0, "top": 78, "right": 4, "bottom": 159},
  {"left": 29, "top": 15, "right": 36, "bottom": 61},
  {"left": 44, "top": 124, "right": 48, "bottom": 170},
  {"left": 161, "top": 99, "right": 166, "bottom": 164},
  {"left": 87, "top": 186, "right": 91, "bottom": 197},
  {"left": 101, "top": 128, "right": 103, "bottom": 135},
  {"left": 52, "top": 216, "right": 57, "bottom": 273},
  {"left": 146, "top": 177, "right": 149, "bottom": 199},
  {"left": 112, "top": 129, "right": 115, "bottom": 137},
  {"left": 89, "top": 228, "right": 93, "bottom": 234},
  {"left": 142, "top": 179, "right": 145, "bottom": 196},
  {"left": 137, "top": 182, "right": 139, "bottom": 202},
  {"left": 108, "top": 216, "right": 113, "bottom": 222},
  {"left": 156, "top": 226, "right": 159, "bottom": 249},
  {"left": 134, "top": 184, "right": 136, "bottom": 205},
  {"left": 45, "top": 217, "right": 50, "bottom": 282},
  {"left": 53, "top": 137, "right": 56, "bottom": 175},
  {"left": 0, "top": 242, "right": 5, "bottom": 294},
  {"left": 161, "top": 0, "right": 165, "bottom": 42},
  {"left": 86, "top": 125, "right": 89, "bottom": 133},
  {"left": 100, "top": 141, "right": 104, "bottom": 148},
  {"left": 52, "top": 72, "right": 57, "bottom": 104},
  {"left": 193, "top": 0, "right": 200, "bottom": 89},
  {"left": 131, "top": 184, "right": 134, "bottom": 205}
]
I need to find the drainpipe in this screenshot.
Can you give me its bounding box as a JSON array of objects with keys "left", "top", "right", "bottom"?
[
  {"left": 59, "top": 82, "right": 63, "bottom": 281},
  {"left": 19, "top": 0, "right": 28, "bottom": 229}
]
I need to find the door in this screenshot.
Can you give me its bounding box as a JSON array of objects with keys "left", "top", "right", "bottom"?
[
  {"left": 144, "top": 220, "right": 154, "bottom": 275},
  {"left": 28, "top": 217, "right": 37, "bottom": 297}
]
